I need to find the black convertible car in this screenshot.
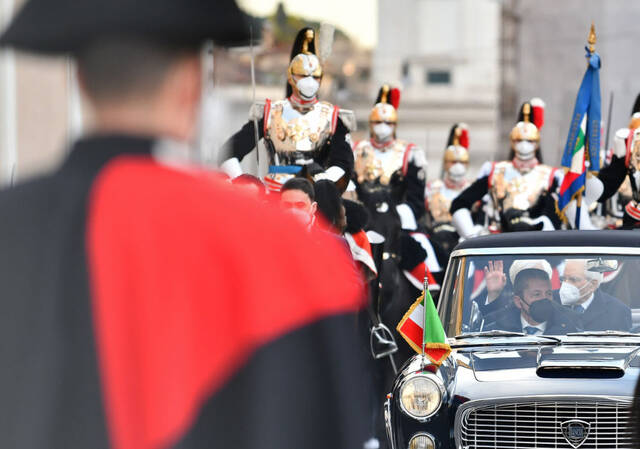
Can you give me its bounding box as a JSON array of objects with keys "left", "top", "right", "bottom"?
[{"left": 385, "top": 231, "right": 640, "bottom": 449}]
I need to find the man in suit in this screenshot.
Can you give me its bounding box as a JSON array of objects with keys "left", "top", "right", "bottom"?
[
  {"left": 479, "top": 260, "right": 578, "bottom": 335},
  {"left": 559, "top": 259, "right": 632, "bottom": 332}
]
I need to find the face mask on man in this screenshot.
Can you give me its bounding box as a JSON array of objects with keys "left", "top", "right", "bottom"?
[
  {"left": 559, "top": 281, "right": 591, "bottom": 306},
  {"left": 514, "top": 140, "right": 536, "bottom": 160},
  {"left": 528, "top": 298, "right": 554, "bottom": 323},
  {"left": 372, "top": 123, "right": 393, "bottom": 142},
  {"left": 448, "top": 162, "right": 467, "bottom": 183},
  {"left": 287, "top": 208, "right": 314, "bottom": 228},
  {"left": 296, "top": 76, "right": 320, "bottom": 100}
]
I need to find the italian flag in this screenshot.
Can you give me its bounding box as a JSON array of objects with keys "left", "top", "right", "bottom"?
[
  {"left": 396, "top": 288, "right": 451, "bottom": 365},
  {"left": 558, "top": 115, "right": 587, "bottom": 211}
]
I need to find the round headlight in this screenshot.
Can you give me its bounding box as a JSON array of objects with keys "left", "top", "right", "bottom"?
[
  {"left": 399, "top": 374, "right": 443, "bottom": 419},
  {"left": 408, "top": 433, "right": 435, "bottom": 449}
]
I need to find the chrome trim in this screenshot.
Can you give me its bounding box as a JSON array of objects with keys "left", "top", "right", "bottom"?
[
  {"left": 453, "top": 395, "right": 633, "bottom": 449},
  {"left": 408, "top": 432, "right": 435, "bottom": 449},
  {"left": 384, "top": 394, "right": 395, "bottom": 449},
  {"left": 397, "top": 372, "right": 446, "bottom": 422},
  {"left": 451, "top": 246, "right": 640, "bottom": 257}
]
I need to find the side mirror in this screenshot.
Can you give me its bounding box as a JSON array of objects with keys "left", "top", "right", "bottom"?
[{"left": 370, "top": 323, "right": 398, "bottom": 359}]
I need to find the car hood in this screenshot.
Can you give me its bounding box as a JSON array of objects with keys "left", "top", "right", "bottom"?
[
  {"left": 421, "top": 343, "right": 640, "bottom": 400},
  {"left": 468, "top": 345, "right": 640, "bottom": 382}
]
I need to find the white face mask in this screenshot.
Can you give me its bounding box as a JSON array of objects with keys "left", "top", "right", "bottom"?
[
  {"left": 514, "top": 140, "right": 536, "bottom": 160},
  {"left": 559, "top": 282, "right": 581, "bottom": 305},
  {"left": 447, "top": 162, "right": 467, "bottom": 183},
  {"left": 295, "top": 76, "right": 320, "bottom": 100},
  {"left": 287, "top": 208, "right": 313, "bottom": 228},
  {"left": 559, "top": 280, "right": 592, "bottom": 306},
  {"left": 372, "top": 123, "right": 393, "bottom": 142}
]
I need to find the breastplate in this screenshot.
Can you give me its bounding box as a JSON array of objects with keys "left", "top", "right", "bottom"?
[
  {"left": 354, "top": 139, "right": 410, "bottom": 186},
  {"left": 427, "top": 179, "right": 467, "bottom": 223},
  {"left": 490, "top": 162, "right": 553, "bottom": 211},
  {"left": 264, "top": 99, "right": 336, "bottom": 165}
]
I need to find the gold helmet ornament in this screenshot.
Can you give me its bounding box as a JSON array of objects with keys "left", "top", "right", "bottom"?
[
  {"left": 286, "top": 28, "right": 323, "bottom": 103},
  {"left": 510, "top": 102, "right": 541, "bottom": 161},
  {"left": 369, "top": 84, "right": 400, "bottom": 143},
  {"left": 443, "top": 123, "right": 469, "bottom": 183}
]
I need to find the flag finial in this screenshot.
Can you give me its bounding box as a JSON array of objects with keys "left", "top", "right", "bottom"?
[{"left": 588, "top": 22, "right": 596, "bottom": 53}]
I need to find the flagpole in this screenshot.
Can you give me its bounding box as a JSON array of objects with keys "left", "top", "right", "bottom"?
[
  {"left": 421, "top": 276, "right": 428, "bottom": 357},
  {"left": 577, "top": 23, "right": 597, "bottom": 229}
]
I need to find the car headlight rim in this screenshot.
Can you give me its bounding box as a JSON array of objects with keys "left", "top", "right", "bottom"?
[
  {"left": 397, "top": 372, "right": 445, "bottom": 421},
  {"left": 408, "top": 432, "right": 435, "bottom": 449}
]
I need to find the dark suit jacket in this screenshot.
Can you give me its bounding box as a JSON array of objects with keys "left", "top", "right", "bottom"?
[
  {"left": 476, "top": 293, "right": 579, "bottom": 335},
  {"left": 580, "top": 289, "right": 632, "bottom": 332}
]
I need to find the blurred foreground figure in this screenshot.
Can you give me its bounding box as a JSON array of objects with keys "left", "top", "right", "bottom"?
[
  {"left": 0, "top": 1, "right": 370, "bottom": 449},
  {"left": 221, "top": 27, "right": 355, "bottom": 192}
]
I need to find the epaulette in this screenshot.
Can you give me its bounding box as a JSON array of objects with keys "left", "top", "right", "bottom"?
[
  {"left": 338, "top": 109, "right": 357, "bottom": 132},
  {"left": 248, "top": 101, "right": 266, "bottom": 121}
]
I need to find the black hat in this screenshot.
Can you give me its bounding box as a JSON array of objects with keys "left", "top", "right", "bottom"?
[{"left": 0, "top": 0, "right": 250, "bottom": 54}]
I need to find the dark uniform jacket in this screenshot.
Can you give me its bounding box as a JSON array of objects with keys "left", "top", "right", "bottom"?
[{"left": 0, "top": 134, "right": 370, "bottom": 449}]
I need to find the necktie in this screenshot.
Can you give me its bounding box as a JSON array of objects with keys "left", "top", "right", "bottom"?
[
  {"left": 572, "top": 304, "right": 585, "bottom": 314},
  {"left": 524, "top": 326, "right": 539, "bottom": 335}
]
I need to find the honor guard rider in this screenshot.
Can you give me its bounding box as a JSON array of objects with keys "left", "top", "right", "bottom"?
[
  {"left": 0, "top": 1, "right": 371, "bottom": 448},
  {"left": 424, "top": 123, "right": 472, "bottom": 269},
  {"left": 353, "top": 84, "right": 427, "bottom": 228},
  {"left": 597, "top": 94, "right": 640, "bottom": 228},
  {"left": 425, "top": 123, "right": 471, "bottom": 233},
  {"left": 221, "top": 27, "right": 355, "bottom": 192},
  {"left": 451, "top": 99, "right": 564, "bottom": 237}
]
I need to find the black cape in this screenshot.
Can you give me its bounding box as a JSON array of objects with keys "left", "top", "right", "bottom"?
[{"left": 0, "top": 134, "right": 371, "bottom": 449}]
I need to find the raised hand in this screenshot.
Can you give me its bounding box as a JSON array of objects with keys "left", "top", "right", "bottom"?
[{"left": 484, "top": 260, "right": 507, "bottom": 303}]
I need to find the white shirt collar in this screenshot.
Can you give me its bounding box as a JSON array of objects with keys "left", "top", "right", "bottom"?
[
  {"left": 520, "top": 315, "right": 547, "bottom": 334},
  {"left": 578, "top": 292, "right": 595, "bottom": 311}
]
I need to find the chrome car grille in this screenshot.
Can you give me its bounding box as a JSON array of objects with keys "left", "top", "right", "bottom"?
[{"left": 458, "top": 399, "right": 633, "bottom": 448}]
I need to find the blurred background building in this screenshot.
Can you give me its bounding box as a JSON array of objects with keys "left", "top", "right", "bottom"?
[{"left": 0, "top": 0, "right": 638, "bottom": 184}]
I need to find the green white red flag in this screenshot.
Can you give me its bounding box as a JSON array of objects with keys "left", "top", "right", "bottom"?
[{"left": 396, "top": 288, "right": 451, "bottom": 365}]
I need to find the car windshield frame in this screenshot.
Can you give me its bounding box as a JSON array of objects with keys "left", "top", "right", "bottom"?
[{"left": 439, "top": 246, "right": 640, "bottom": 339}]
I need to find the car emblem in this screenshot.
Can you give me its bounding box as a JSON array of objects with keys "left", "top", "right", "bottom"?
[{"left": 561, "top": 419, "right": 590, "bottom": 448}]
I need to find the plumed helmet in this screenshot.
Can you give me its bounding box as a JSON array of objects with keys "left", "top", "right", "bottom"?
[
  {"left": 286, "top": 28, "right": 322, "bottom": 98},
  {"left": 369, "top": 84, "right": 400, "bottom": 124},
  {"left": 629, "top": 93, "right": 640, "bottom": 130},
  {"left": 511, "top": 103, "right": 540, "bottom": 142},
  {"left": 443, "top": 123, "right": 470, "bottom": 164}
]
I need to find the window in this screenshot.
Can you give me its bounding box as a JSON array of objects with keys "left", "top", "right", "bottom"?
[{"left": 426, "top": 70, "right": 451, "bottom": 85}]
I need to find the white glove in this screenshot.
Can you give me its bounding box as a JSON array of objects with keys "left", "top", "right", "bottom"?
[
  {"left": 313, "top": 166, "right": 345, "bottom": 182},
  {"left": 613, "top": 128, "right": 630, "bottom": 159},
  {"left": 452, "top": 208, "right": 483, "bottom": 239},
  {"left": 220, "top": 157, "right": 243, "bottom": 179}
]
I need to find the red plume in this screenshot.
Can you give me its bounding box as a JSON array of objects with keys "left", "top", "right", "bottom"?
[
  {"left": 389, "top": 88, "right": 401, "bottom": 110},
  {"left": 459, "top": 129, "right": 469, "bottom": 149},
  {"left": 531, "top": 98, "right": 545, "bottom": 130}
]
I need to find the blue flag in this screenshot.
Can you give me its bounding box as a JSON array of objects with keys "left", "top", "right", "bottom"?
[{"left": 558, "top": 47, "right": 601, "bottom": 216}]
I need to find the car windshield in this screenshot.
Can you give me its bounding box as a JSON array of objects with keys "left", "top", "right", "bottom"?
[{"left": 439, "top": 252, "right": 640, "bottom": 337}]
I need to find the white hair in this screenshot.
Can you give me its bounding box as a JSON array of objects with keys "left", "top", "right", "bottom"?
[{"left": 565, "top": 259, "right": 603, "bottom": 284}]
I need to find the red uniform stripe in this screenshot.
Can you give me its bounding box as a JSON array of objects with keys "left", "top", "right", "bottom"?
[{"left": 87, "top": 158, "right": 364, "bottom": 449}]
